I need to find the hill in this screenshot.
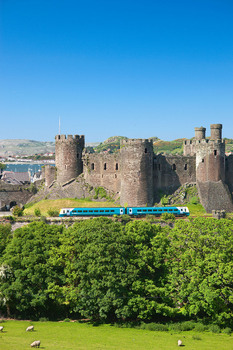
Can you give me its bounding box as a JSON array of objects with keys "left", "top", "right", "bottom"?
[{"left": 0, "top": 139, "right": 55, "bottom": 156}]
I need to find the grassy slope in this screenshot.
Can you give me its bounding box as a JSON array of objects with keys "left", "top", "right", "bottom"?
[
  {"left": 1, "top": 321, "right": 233, "bottom": 350},
  {"left": 24, "top": 199, "right": 118, "bottom": 216}
]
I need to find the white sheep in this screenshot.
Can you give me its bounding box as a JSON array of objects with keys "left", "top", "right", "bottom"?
[
  {"left": 0, "top": 326, "right": 3, "bottom": 332},
  {"left": 30, "top": 340, "right": 40, "bottom": 348},
  {"left": 26, "top": 325, "right": 34, "bottom": 331},
  {"left": 178, "top": 339, "right": 183, "bottom": 346}
]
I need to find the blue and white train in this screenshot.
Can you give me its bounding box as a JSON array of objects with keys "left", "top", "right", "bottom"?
[{"left": 59, "top": 206, "right": 189, "bottom": 217}]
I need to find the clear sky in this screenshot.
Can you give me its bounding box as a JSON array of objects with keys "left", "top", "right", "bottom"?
[{"left": 0, "top": 0, "right": 233, "bottom": 143}]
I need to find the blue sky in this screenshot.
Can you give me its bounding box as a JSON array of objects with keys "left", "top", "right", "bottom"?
[{"left": 0, "top": 0, "right": 233, "bottom": 142}]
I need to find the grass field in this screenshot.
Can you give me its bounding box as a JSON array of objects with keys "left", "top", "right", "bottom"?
[
  {"left": 23, "top": 199, "right": 118, "bottom": 216},
  {"left": 0, "top": 321, "right": 232, "bottom": 350}
]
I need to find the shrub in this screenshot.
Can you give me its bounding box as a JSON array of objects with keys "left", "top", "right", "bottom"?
[
  {"left": 209, "top": 324, "right": 221, "bottom": 333},
  {"left": 179, "top": 321, "right": 196, "bottom": 331},
  {"left": 34, "top": 208, "right": 41, "bottom": 217},
  {"left": 63, "top": 318, "right": 70, "bottom": 322},
  {"left": 160, "top": 212, "right": 175, "bottom": 222},
  {"left": 47, "top": 209, "right": 59, "bottom": 217},
  {"left": 194, "top": 323, "right": 207, "bottom": 332},
  {"left": 12, "top": 205, "right": 23, "bottom": 217},
  {"left": 120, "top": 214, "right": 132, "bottom": 224},
  {"left": 39, "top": 317, "right": 49, "bottom": 322},
  {"left": 222, "top": 327, "right": 232, "bottom": 335},
  {"left": 190, "top": 196, "right": 199, "bottom": 205}
]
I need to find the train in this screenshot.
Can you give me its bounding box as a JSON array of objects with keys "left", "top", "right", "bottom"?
[{"left": 59, "top": 206, "right": 190, "bottom": 217}]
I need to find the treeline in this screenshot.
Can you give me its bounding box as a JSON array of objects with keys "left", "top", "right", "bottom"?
[{"left": 0, "top": 218, "right": 232, "bottom": 327}]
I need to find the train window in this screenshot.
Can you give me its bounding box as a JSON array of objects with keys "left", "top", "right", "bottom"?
[
  {"left": 174, "top": 209, "right": 178, "bottom": 211},
  {"left": 143, "top": 209, "right": 147, "bottom": 212},
  {"left": 184, "top": 164, "right": 187, "bottom": 170},
  {"left": 158, "top": 209, "right": 162, "bottom": 211},
  {"left": 138, "top": 209, "right": 142, "bottom": 212},
  {"left": 145, "top": 148, "right": 147, "bottom": 153},
  {"left": 83, "top": 210, "right": 87, "bottom": 213},
  {"left": 115, "top": 163, "right": 118, "bottom": 170},
  {"left": 104, "top": 163, "right": 107, "bottom": 170},
  {"left": 111, "top": 210, "right": 114, "bottom": 212},
  {"left": 169, "top": 209, "right": 172, "bottom": 211},
  {"left": 172, "top": 164, "right": 176, "bottom": 171},
  {"left": 100, "top": 210, "right": 104, "bottom": 212},
  {"left": 148, "top": 209, "right": 152, "bottom": 212},
  {"left": 153, "top": 209, "right": 157, "bottom": 212},
  {"left": 78, "top": 210, "right": 82, "bottom": 213},
  {"left": 91, "top": 163, "right": 95, "bottom": 170},
  {"left": 214, "top": 150, "right": 217, "bottom": 156},
  {"left": 94, "top": 210, "right": 98, "bottom": 212},
  {"left": 105, "top": 210, "right": 109, "bottom": 212},
  {"left": 89, "top": 210, "right": 93, "bottom": 213},
  {"left": 164, "top": 209, "right": 168, "bottom": 211}
]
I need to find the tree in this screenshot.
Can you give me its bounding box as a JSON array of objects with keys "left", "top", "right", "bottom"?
[{"left": 0, "top": 222, "right": 64, "bottom": 319}]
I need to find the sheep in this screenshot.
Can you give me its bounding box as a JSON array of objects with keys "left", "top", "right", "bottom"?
[
  {"left": 178, "top": 339, "right": 183, "bottom": 346},
  {"left": 26, "top": 325, "right": 34, "bottom": 332},
  {"left": 30, "top": 340, "right": 40, "bottom": 348},
  {"left": 0, "top": 326, "right": 3, "bottom": 332}
]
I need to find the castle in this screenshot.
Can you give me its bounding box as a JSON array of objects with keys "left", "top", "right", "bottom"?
[{"left": 44, "top": 124, "right": 233, "bottom": 213}]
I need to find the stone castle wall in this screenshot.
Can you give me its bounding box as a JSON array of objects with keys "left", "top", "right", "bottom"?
[
  {"left": 82, "top": 152, "right": 121, "bottom": 194},
  {"left": 43, "top": 123, "right": 233, "bottom": 211}
]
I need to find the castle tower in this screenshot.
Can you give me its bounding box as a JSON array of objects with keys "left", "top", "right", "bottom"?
[
  {"left": 55, "top": 134, "right": 85, "bottom": 184},
  {"left": 195, "top": 124, "right": 225, "bottom": 182},
  {"left": 120, "top": 139, "right": 154, "bottom": 207},
  {"left": 195, "top": 126, "right": 206, "bottom": 140}
]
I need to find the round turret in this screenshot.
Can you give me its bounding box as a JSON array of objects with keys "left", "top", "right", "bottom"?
[
  {"left": 195, "top": 127, "right": 206, "bottom": 140},
  {"left": 55, "top": 134, "right": 85, "bottom": 184},
  {"left": 210, "top": 124, "right": 222, "bottom": 140},
  {"left": 120, "top": 139, "right": 154, "bottom": 206}
]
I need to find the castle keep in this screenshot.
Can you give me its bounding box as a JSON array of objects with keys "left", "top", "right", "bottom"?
[{"left": 45, "top": 124, "right": 233, "bottom": 212}]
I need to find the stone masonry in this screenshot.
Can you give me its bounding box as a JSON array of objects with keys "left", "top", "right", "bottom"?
[{"left": 44, "top": 123, "right": 233, "bottom": 213}]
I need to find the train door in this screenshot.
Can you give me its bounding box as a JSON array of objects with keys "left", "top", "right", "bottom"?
[
  {"left": 66, "top": 209, "right": 70, "bottom": 216},
  {"left": 128, "top": 208, "right": 133, "bottom": 215},
  {"left": 120, "top": 208, "right": 124, "bottom": 214}
]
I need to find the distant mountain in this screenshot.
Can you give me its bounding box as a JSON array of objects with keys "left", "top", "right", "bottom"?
[{"left": 0, "top": 139, "right": 55, "bottom": 156}]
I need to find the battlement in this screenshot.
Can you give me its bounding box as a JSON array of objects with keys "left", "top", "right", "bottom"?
[
  {"left": 55, "top": 134, "right": 85, "bottom": 142},
  {"left": 184, "top": 138, "right": 224, "bottom": 146}
]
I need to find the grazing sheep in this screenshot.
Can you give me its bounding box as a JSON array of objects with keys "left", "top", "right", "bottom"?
[
  {"left": 0, "top": 326, "right": 3, "bottom": 332},
  {"left": 26, "top": 325, "right": 34, "bottom": 332},
  {"left": 178, "top": 339, "right": 183, "bottom": 346},
  {"left": 30, "top": 340, "right": 40, "bottom": 348}
]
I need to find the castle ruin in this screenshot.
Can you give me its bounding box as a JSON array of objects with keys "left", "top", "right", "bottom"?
[{"left": 44, "top": 124, "right": 233, "bottom": 212}]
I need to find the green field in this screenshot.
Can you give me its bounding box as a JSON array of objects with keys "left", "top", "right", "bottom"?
[
  {"left": 0, "top": 321, "right": 232, "bottom": 350},
  {"left": 24, "top": 199, "right": 118, "bottom": 216}
]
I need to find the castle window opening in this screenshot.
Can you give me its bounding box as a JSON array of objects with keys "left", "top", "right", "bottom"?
[
  {"left": 158, "top": 164, "right": 161, "bottom": 171},
  {"left": 184, "top": 164, "right": 187, "bottom": 170},
  {"left": 214, "top": 150, "right": 217, "bottom": 156},
  {"left": 115, "top": 163, "right": 118, "bottom": 170},
  {"left": 91, "top": 163, "right": 95, "bottom": 170},
  {"left": 145, "top": 148, "right": 147, "bottom": 153},
  {"left": 77, "top": 153, "right": 79, "bottom": 159},
  {"left": 115, "top": 174, "right": 117, "bottom": 178},
  {"left": 202, "top": 159, "right": 204, "bottom": 163},
  {"left": 104, "top": 163, "right": 107, "bottom": 170},
  {"left": 172, "top": 164, "right": 176, "bottom": 171}
]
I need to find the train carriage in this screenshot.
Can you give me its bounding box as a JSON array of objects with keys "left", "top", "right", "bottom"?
[
  {"left": 59, "top": 207, "right": 125, "bottom": 217},
  {"left": 126, "top": 206, "right": 189, "bottom": 216}
]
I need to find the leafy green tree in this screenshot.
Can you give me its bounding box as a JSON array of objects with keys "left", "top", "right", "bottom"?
[
  {"left": 49, "top": 218, "right": 170, "bottom": 321},
  {"left": 0, "top": 222, "right": 64, "bottom": 319},
  {"left": 166, "top": 218, "right": 233, "bottom": 326}
]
